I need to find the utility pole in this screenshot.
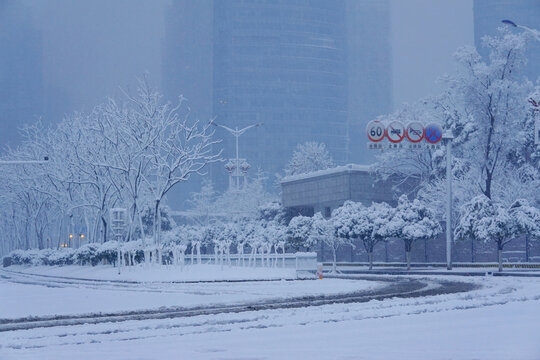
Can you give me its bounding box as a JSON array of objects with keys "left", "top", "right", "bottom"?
[{"left": 443, "top": 132, "right": 454, "bottom": 270}]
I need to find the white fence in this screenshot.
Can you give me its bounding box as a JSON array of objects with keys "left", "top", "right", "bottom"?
[{"left": 182, "top": 252, "right": 317, "bottom": 272}]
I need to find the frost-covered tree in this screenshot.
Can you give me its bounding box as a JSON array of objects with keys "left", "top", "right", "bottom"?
[
  {"left": 389, "top": 195, "right": 442, "bottom": 270},
  {"left": 509, "top": 199, "right": 540, "bottom": 238},
  {"left": 455, "top": 195, "right": 513, "bottom": 272},
  {"left": 287, "top": 215, "right": 314, "bottom": 251},
  {"left": 284, "top": 142, "right": 334, "bottom": 176},
  {"left": 456, "top": 196, "right": 540, "bottom": 271},
  {"left": 212, "top": 173, "right": 276, "bottom": 221},
  {"left": 375, "top": 28, "right": 538, "bottom": 224},
  {"left": 448, "top": 29, "right": 533, "bottom": 201},
  {"left": 187, "top": 179, "right": 217, "bottom": 226},
  {"left": 509, "top": 199, "right": 540, "bottom": 262},
  {"left": 309, "top": 212, "right": 351, "bottom": 273},
  {"left": 128, "top": 80, "right": 220, "bottom": 255},
  {"left": 331, "top": 201, "right": 374, "bottom": 268}
]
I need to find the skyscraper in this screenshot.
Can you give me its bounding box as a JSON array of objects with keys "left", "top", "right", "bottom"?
[
  {"left": 474, "top": 0, "right": 540, "bottom": 83},
  {"left": 212, "top": 0, "right": 348, "bottom": 191},
  {"left": 163, "top": 0, "right": 393, "bottom": 198}
]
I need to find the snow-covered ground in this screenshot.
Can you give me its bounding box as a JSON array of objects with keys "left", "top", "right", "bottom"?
[
  {"left": 1, "top": 270, "right": 540, "bottom": 359},
  {"left": 6, "top": 263, "right": 298, "bottom": 282},
  {"left": 0, "top": 266, "right": 382, "bottom": 319}
]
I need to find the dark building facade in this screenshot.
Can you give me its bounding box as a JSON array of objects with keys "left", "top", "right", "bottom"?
[
  {"left": 281, "top": 164, "right": 402, "bottom": 216},
  {"left": 474, "top": 0, "right": 540, "bottom": 83}
]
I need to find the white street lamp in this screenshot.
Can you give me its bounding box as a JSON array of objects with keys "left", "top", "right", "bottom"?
[{"left": 212, "top": 121, "right": 263, "bottom": 190}]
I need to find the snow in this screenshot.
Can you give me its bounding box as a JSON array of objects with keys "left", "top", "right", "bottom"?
[
  {"left": 0, "top": 266, "right": 382, "bottom": 319},
  {"left": 8, "top": 264, "right": 297, "bottom": 282},
  {"left": 281, "top": 163, "right": 372, "bottom": 183},
  {"left": 1, "top": 275, "right": 539, "bottom": 359}
]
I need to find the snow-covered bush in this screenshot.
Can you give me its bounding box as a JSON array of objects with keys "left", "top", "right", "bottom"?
[
  {"left": 96, "top": 241, "right": 120, "bottom": 265},
  {"left": 74, "top": 243, "right": 100, "bottom": 266},
  {"left": 287, "top": 215, "right": 314, "bottom": 251}
]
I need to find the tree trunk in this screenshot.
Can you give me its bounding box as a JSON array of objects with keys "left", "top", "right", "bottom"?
[
  {"left": 153, "top": 199, "right": 160, "bottom": 245},
  {"left": 368, "top": 252, "right": 373, "bottom": 270},
  {"left": 406, "top": 251, "right": 411, "bottom": 271},
  {"left": 525, "top": 235, "right": 529, "bottom": 263},
  {"left": 498, "top": 249, "right": 503, "bottom": 272},
  {"left": 153, "top": 199, "right": 162, "bottom": 265},
  {"left": 101, "top": 216, "right": 108, "bottom": 243},
  {"left": 331, "top": 247, "right": 337, "bottom": 274},
  {"left": 138, "top": 208, "right": 146, "bottom": 240}
]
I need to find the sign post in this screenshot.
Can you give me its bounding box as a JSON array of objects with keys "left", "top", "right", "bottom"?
[
  {"left": 442, "top": 132, "right": 454, "bottom": 270},
  {"left": 366, "top": 121, "right": 452, "bottom": 270},
  {"left": 110, "top": 208, "right": 127, "bottom": 275}
]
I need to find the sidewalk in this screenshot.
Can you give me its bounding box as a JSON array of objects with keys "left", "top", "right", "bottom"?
[{"left": 323, "top": 262, "right": 540, "bottom": 277}]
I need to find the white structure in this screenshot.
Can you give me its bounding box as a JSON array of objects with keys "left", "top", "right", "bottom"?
[
  {"left": 110, "top": 208, "right": 128, "bottom": 274},
  {"left": 212, "top": 121, "right": 262, "bottom": 190}
]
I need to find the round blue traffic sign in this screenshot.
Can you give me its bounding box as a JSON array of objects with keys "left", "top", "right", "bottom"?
[{"left": 425, "top": 123, "right": 443, "bottom": 144}]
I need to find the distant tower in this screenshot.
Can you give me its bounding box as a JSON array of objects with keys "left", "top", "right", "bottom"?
[{"left": 474, "top": 0, "right": 540, "bottom": 82}]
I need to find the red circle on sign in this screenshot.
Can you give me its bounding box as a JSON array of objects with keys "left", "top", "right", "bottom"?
[
  {"left": 425, "top": 123, "right": 443, "bottom": 144},
  {"left": 386, "top": 121, "right": 405, "bottom": 143},
  {"left": 406, "top": 122, "right": 425, "bottom": 143},
  {"left": 366, "top": 120, "right": 385, "bottom": 142}
]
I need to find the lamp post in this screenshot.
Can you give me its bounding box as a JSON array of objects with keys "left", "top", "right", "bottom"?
[
  {"left": 212, "top": 121, "right": 263, "bottom": 190},
  {"left": 501, "top": 20, "right": 540, "bottom": 42},
  {"left": 442, "top": 132, "right": 454, "bottom": 270}
]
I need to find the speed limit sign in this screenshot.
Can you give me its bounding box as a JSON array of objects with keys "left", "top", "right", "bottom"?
[{"left": 366, "top": 120, "right": 385, "bottom": 142}]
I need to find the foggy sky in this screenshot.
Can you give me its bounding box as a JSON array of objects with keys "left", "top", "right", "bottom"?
[
  {"left": 21, "top": 0, "right": 167, "bottom": 118},
  {"left": 4, "top": 0, "right": 473, "bottom": 143}
]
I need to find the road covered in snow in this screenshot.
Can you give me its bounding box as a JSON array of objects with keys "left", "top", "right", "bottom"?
[{"left": 1, "top": 267, "right": 539, "bottom": 359}]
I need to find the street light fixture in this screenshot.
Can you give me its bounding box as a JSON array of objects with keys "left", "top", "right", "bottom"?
[
  {"left": 212, "top": 121, "right": 263, "bottom": 190},
  {"left": 501, "top": 19, "right": 540, "bottom": 42}
]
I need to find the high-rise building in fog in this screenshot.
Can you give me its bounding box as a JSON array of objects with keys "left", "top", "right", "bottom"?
[
  {"left": 212, "top": 0, "right": 348, "bottom": 191},
  {"left": 0, "top": 1, "right": 44, "bottom": 148},
  {"left": 163, "top": 0, "right": 393, "bottom": 196},
  {"left": 473, "top": 0, "right": 540, "bottom": 82}
]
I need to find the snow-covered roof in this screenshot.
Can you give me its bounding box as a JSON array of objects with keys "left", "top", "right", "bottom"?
[{"left": 280, "top": 164, "right": 373, "bottom": 183}]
